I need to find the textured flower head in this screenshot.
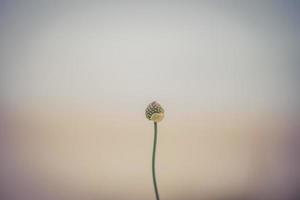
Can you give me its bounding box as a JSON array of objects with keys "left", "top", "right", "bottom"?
[{"left": 145, "top": 101, "right": 165, "bottom": 122}]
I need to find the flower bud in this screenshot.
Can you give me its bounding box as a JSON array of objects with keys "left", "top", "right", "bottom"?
[{"left": 145, "top": 101, "right": 165, "bottom": 122}]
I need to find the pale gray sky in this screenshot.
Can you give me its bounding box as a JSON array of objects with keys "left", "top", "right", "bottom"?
[{"left": 1, "top": 1, "right": 300, "bottom": 112}]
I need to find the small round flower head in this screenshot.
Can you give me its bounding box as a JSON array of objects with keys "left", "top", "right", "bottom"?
[{"left": 145, "top": 101, "right": 165, "bottom": 122}]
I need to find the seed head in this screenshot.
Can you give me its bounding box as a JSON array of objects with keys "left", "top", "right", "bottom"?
[{"left": 145, "top": 101, "right": 165, "bottom": 122}]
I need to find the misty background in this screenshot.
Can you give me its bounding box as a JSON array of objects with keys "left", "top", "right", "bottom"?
[{"left": 0, "top": 1, "right": 300, "bottom": 200}]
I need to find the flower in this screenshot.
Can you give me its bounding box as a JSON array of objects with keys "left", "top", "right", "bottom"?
[{"left": 145, "top": 101, "right": 165, "bottom": 122}]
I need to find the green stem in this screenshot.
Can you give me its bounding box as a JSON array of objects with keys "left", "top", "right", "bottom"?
[{"left": 152, "top": 122, "right": 160, "bottom": 200}]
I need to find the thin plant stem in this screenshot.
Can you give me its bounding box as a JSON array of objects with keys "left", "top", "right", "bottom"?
[{"left": 152, "top": 122, "right": 160, "bottom": 200}]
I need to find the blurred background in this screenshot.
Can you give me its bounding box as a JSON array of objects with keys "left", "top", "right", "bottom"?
[{"left": 0, "top": 1, "right": 300, "bottom": 200}]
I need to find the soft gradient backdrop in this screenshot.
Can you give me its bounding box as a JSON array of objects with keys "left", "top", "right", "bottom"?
[{"left": 0, "top": 1, "right": 300, "bottom": 200}]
